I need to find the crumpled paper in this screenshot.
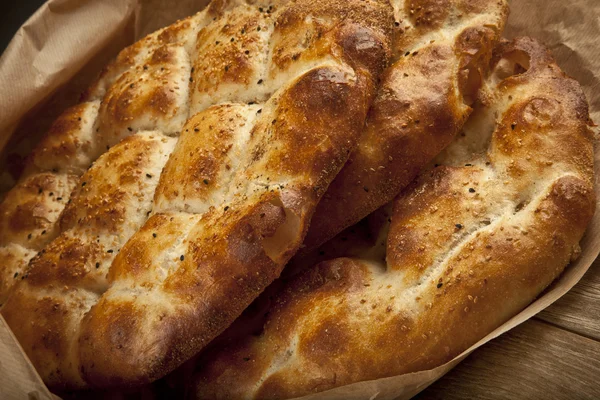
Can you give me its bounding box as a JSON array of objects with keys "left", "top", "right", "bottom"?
[{"left": 0, "top": 0, "right": 599, "bottom": 399}]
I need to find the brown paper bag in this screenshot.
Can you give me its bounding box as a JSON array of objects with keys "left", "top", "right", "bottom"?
[{"left": 0, "top": 0, "right": 598, "bottom": 398}]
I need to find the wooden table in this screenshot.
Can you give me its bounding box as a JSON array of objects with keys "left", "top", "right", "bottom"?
[{"left": 417, "top": 258, "right": 600, "bottom": 399}]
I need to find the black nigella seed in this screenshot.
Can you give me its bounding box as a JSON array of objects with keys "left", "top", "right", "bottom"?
[
  {"left": 107, "top": 249, "right": 114, "bottom": 253},
  {"left": 465, "top": 163, "right": 472, "bottom": 166},
  {"left": 203, "top": 179, "right": 209, "bottom": 185},
  {"left": 469, "top": 188, "right": 476, "bottom": 193},
  {"left": 257, "top": 79, "right": 263, "bottom": 84},
  {"left": 127, "top": 127, "right": 133, "bottom": 132},
  {"left": 81, "top": 182, "right": 86, "bottom": 187},
  {"left": 437, "top": 282, "right": 443, "bottom": 288},
  {"left": 57, "top": 197, "right": 62, "bottom": 201},
  {"left": 14, "top": 272, "right": 18, "bottom": 278},
  {"left": 225, "top": 65, "right": 229, "bottom": 72},
  {"left": 511, "top": 123, "right": 516, "bottom": 130},
  {"left": 180, "top": 255, "right": 185, "bottom": 261},
  {"left": 153, "top": 233, "right": 157, "bottom": 238},
  {"left": 41, "top": 230, "right": 46, "bottom": 235},
  {"left": 455, "top": 224, "right": 463, "bottom": 230},
  {"left": 224, "top": 206, "right": 229, "bottom": 211},
  {"left": 243, "top": 357, "right": 251, "bottom": 361},
  {"left": 27, "top": 234, "right": 32, "bottom": 240},
  {"left": 38, "top": 188, "right": 43, "bottom": 194},
  {"left": 96, "top": 262, "right": 100, "bottom": 268},
  {"left": 363, "top": 186, "right": 369, "bottom": 192},
  {"left": 146, "top": 173, "right": 153, "bottom": 178},
  {"left": 257, "top": 109, "right": 262, "bottom": 114},
  {"left": 245, "top": 50, "right": 250, "bottom": 55}
]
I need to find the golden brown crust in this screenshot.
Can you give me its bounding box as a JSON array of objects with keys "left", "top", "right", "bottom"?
[
  {"left": 191, "top": 37, "right": 595, "bottom": 399},
  {"left": 1, "top": 0, "right": 393, "bottom": 389},
  {"left": 2, "top": 132, "right": 177, "bottom": 389},
  {"left": 301, "top": 0, "right": 509, "bottom": 251}
]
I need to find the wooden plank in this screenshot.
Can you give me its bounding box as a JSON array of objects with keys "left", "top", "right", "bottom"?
[
  {"left": 534, "top": 259, "right": 600, "bottom": 341},
  {"left": 415, "top": 319, "right": 600, "bottom": 400}
]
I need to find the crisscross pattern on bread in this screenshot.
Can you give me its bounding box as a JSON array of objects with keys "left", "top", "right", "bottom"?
[{"left": 0, "top": 0, "right": 394, "bottom": 388}]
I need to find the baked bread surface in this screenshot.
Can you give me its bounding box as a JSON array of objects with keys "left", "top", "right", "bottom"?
[
  {"left": 0, "top": 0, "right": 393, "bottom": 389},
  {"left": 301, "top": 0, "right": 509, "bottom": 251},
  {"left": 191, "top": 37, "right": 596, "bottom": 400}
]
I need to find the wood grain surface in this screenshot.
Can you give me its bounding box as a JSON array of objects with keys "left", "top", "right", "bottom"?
[{"left": 417, "top": 258, "right": 600, "bottom": 399}]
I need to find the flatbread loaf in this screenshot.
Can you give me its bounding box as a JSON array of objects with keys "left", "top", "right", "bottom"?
[
  {"left": 0, "top": 0, "right": 393, "bottom": 389},
  {"left": 191, "top": 37, "right": 596, "bottom": 399}
]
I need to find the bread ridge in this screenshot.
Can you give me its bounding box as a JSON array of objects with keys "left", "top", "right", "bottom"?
[
  {"left": 191, "top": 36, "right": 596, "bottom": 400},
  {"left": 0, "top": 0, "right": 394, "bottom": 389},
  {"left": 299, "top": 0, "right": 510, "bottom": 252}
]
